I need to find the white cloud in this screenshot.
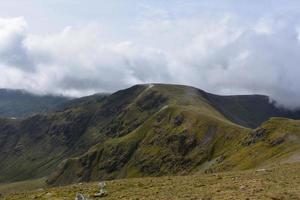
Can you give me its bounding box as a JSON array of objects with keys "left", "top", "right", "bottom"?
[
  {"left": 0, "top": 19, "right": 171, "bottom": 96},
  {"left": 0, "top": 15, "right": 300, "bottom": 109},
  {"left": 136, "top": 13, "right": 300, "bottom": 109},
  {"left": 0, "top": 17, "right": 34, "bottom": 71}
]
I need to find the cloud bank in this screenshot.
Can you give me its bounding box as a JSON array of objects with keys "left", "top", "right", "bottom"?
[{"left": 0, "top": 14, "right": 300, "bottom": 109}]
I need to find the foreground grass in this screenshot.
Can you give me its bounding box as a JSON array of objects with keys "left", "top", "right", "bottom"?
[
  {"left": 0, "top": 178, "right": 46, "bottom": 195},
  {"left": 2, "top": 163, "right": 300, "bottom": 200}
]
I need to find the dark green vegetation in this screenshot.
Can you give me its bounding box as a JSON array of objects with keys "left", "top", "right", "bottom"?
[
  {"left": 205, "top": 93, "right": 300, "bottom": 128},
  {"left": 0, "top": 84, "right": 300, "bottom": 193},
  {"left": 0, "top": 89, "right": 69, "bottom": 118}
]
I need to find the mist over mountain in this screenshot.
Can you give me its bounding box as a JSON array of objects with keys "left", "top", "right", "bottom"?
[
  {"left": 1, "top": 1, "right": 300, "bottom": 199},
  {"left": 0, "top": 89, "right": 69, "bottom": 118},
  {"left": 1, "top": 4, "right": 300, "bottom": 109}
]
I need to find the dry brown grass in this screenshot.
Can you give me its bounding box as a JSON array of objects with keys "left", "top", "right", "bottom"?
[{"left": 2, "top": 163, "right": 300, "bottom": 200}]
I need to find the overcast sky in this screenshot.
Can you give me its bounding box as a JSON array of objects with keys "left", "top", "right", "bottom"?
[{"left": 1, "top": 0, "right": 300, "bottom": 109}]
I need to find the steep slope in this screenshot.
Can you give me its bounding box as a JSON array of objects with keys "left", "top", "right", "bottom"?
[
  {"left": 47, "top": 84, "right": 300, "bottom": 186},
  {"left": 47, "top": 104, "right": 247, "bottom": 185},
  {"left": 0, "top": 92, "right": 109, "bottom": 182},
  {"left": 221, "top": 117, "right": 300, "bottom": 169},
  {"left": 53, "top": 93, "right": 109, "bottom": 111},
  {"left": 205, "top": 93, "right": 300, "bottom": 128},
  {"left": 0, "top": 106, "right": 96, "bottom": 182},
  {"left": 0, "top": 85, "right": 168, "bottom": 183},
  {"left": 0, "top": 89, "right": 69, "bottom": 118},
  {"left": 1, "top": 83, "right": 300, "bottom": 186},
  {"left": 48, "top": 115, "right": 300, "bottom": 186}
]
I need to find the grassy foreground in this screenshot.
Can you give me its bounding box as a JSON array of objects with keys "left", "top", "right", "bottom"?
[{"left": 2, "top": 163, "right": 300, "bottom": 200}]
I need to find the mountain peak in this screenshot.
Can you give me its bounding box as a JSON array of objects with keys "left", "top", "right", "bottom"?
[{"left": 1, "top": 83, "right": 300, "bottom": 186}]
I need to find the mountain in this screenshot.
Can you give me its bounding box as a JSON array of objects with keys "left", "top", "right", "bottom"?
[
  {"left": 204, "top": 93, "right": 300, "bottom": 128},
  {"left": 0, "top": 89, "right": 69, "bottom": 118},
  {"left": 0, "top": 84, "right": 300, "bottom": 186}
]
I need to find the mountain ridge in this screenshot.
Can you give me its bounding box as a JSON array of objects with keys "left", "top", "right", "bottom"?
[
  {"left": 0, "top": 89, "right": 70, "bottom": 118},
  {"left": 0, "top": 83, "right": 300, "bottom": 186}
]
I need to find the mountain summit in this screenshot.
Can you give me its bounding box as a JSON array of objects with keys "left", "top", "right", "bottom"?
[{"left": 0, "top": 84, "right": 300, "bottom": 186}]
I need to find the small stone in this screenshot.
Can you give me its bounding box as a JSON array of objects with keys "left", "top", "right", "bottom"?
[
  {"left": 75, "top": 193, "right": 87, "bottom": 200},
  {"left": 240, "top": 185, "right": 246, "bottom": 190},
  {"left": 255, "top": 169, "right": 267, "bottom": 172},
  {"left": 45, "top": 192, "right": 52, "bottom": 197},
  {"left": 93, "top": 193, "right": 108, "bottom": 197}
]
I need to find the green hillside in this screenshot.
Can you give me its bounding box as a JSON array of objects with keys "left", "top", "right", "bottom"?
[{"left": 0, "top": 84, "right": 300, "bottom": 188}]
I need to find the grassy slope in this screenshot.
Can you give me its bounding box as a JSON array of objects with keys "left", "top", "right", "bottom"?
[
  {"left": 0, "top": 107, "right": 97, "bottom": 182},
  {"left": 0, "top": 92, "right": 110, "bottom": 182},
  {"left": 0, "top": 85, "right": 167, "bottom": 183},
  {"left": 47, "top": 84, "right": 300, "bottom": 186},
  {"left": 1, "top": 84, "right": 300, "bottom": 188},
  {"left": 210, "top": 118, "right": 300, "bottom": 171},
  {"left": 0, "top": 178, "right": 46, "bottom": 195},
  {"left": 3, "top": 163, "right": 300, "bottom": 199},
  {"left": 47, "top": 84, "right": 248, "bottom": 185}
]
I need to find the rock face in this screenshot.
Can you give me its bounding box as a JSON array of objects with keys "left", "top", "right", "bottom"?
[
  {"left": 242, "top": 128, "right": 269, "bottom": 146},
  {"left": 1, "top": 84, "right": 300, "bottom": 185}
]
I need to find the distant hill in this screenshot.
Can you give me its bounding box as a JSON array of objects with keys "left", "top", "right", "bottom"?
[
  {"left": 204, "top": 92, "right": 300, "bottom": 128},
  {"left": 0, "top": 89, "right": 70, "bottom": 118},
  {"left": 0, "top": 84, "right": 300, "bottom": 186}
]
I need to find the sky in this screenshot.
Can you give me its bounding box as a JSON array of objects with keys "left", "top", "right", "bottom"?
[{"left": 1, "top": 0, "right": 300, "bottom": 109}]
